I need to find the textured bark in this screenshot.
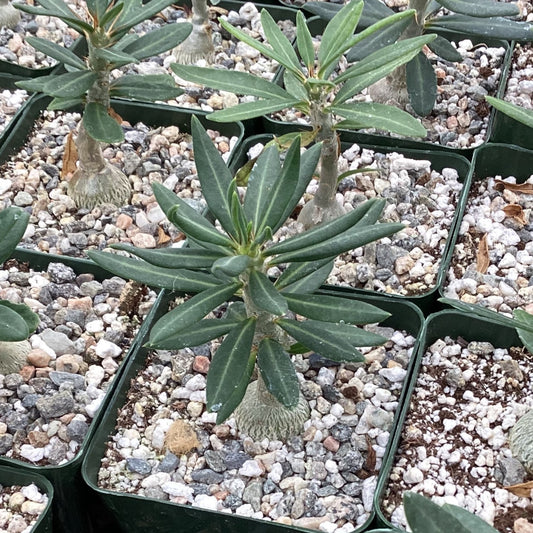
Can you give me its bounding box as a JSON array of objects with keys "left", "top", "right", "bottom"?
[{"left": 174, "top": 0, "right": 214, "bottom": 64}]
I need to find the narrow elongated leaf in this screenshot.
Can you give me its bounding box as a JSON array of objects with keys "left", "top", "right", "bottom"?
[
  {"left": 87, "top": 250, "right": 220, "bottom": 292},
  {"left": 110, "top": 244, "right": 225, "bottom": 269},
  {"left": 486, "top": 96, "right": 533, "bottom": 129},
  {"left": 248, "top": 270, "right": 288, "bottom": 315},
  {"left": 147, "top": 318, "right": 239, "bottom": 350},
  {"left": 439, "top": 0, "right": 519, "bottom": 18},
  {"left": 257, "top": 339, "right": 299, "bottom": 408},
  {"left": 211, "top": 255, "right": 252, "bottom": 279},
  {"left": 0, "top": 207, "right": 30, "bottom": 265},
  {"left": 113, "top": 0, "right": 176, "bottom": 34},
  {"left": 152, "top": 181, "right": 182, "bottom": 217},
  {"left": 13, "top": 3, "right": 94, "bottom": 34},
  {"left": 296, "top": 11, "right": 315, "bottom": 70},
  {"left": 513, "top": 309, "right": 533, "bottom": 352},
  {"left": 209, "top": 98, "right": 302, "bottom": 123},
  {"left": 427, "top": 35, "right": 463, "bottom": 62},
  {"left": 42, "top": 70, "right": 97, "bottom": 98},
  {"left": 441, "top": 504, "right": 499, "bottom": 533},
  {"left": 93, "top": 47, "right": 139, "bottom": 67},
  {"left": 332, "top": 102, "right": 427, "bottom": 137},
  {"left": 427, "top": 15, "right": 533, "bottom": 41},
  {"left": 261, "top": 9, "right": 302, "bottom": 76},
  {"left": 0, "top": 305, "right": 30, "bottom": 342},
  {"left": 113, "top": 0, "right": 142, "bottom": 29},
  {"left": 214, "top": 348, "right": 256, "bottom": 424},
  {"left": 0, "top": 300, "right": 39, "bottom": 335},
  {"left": 25, "top": 36, "right": 86, "bottom": 70},
  {"left": 304, "top": 0, "right": 393, "bottom": 29},
  {"left": 110, "top": 74, "right": 183, "bottom": 101},
  {"left": 99, "top": 2, "right": 124, "bottom": 29},
  {"left": 150, "top": 282, "right": 241, "bottom": 346},
  {"left": 191, "top": 116, "right": 237, "bottom": 239},
  {"left": 167, "top": 204, "right": 234, "bottom": 248},
  {"left": 275, "top": 258, "right": 334, "bottom": 292},
  {"left": 48, "top": 96, "right": 83, "bottom": 110},
  {"left": 266, "top": 198, "right": 384, "bottom": 256},
  {"left": 86, "top": 0, "right": 108, "bottom": 20},
  {"left": 171, "top": 64, "right": 292, "bottom": 100},
  {"left": 122, "top": 23, "right": 192, "bottom": 60},
  {"left": 285, "top": 293, "right": 390, "bottom": 324},
  {"left": 270, "top": 222, "right": 403, "bottom": 264},
  {"left": 83, "top": 102, "right": 124, "bottom": 143},
  {"left": 277, "top": 318, "right": 365, "bottom": 362},
  {"left": 318, "top": 0, "right": 364, "bottom": 76},
  {"left": 278, "top": 262, "right": 334, "bottom": 294},
  {"left": 224, "top": 301, "right": 247, "bottom": 321},
  {"left": 283, "top": 71, "right": 308, "bottom": 101},
  {"left": 206, "top": 317, "right": 256, "bottom": 411},
  {"left": 15, "top": 75, "right": 56, "bottom": 93},
  {"left": 406, "top": 53, "right": 437, "bottom": 117}
]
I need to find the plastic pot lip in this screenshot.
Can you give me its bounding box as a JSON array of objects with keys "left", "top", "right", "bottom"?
[
  {"left": 81, "top": 291, "right": 424, "bottom": 533},
  {"left": 230, "top": 132, "right": 472, "bottom": 312},
  {"left": 373, "top": 308, "right": 523, "bottom": 529},
  {"left": 0, "top": 247, "right": 167, "bottom": 473},
  {"left": 437, "top": 141, "right": 533, "bottom": 303}
]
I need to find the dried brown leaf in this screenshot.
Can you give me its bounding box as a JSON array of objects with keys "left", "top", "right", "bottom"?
[
  {"left": 505, "top": 480, "right": 533, "bottom": 498},
  {"left": 61, "top": 131, "right": 78, "bottom": 179},
  {"left": 157, "top": 226, "right": 171, "bottom": 246},
  {"left": 108, "top": 107, "right": 123, "bottom": 125},
  {"left": 503, "top": 204, "right": 528, "bottom": 225},
  {"left": 476, "top": 233, "right": 490, "bottom": 274},
  {"left": 494, "top": 179, "right": 533, "bottom": 194}
]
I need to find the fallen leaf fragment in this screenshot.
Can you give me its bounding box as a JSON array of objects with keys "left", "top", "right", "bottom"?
[
  {"left": 61, "top": 131, "right": 78, "bottom": 179},
  {"left": 503, "top": 203, "right": 528, "bottom": 225},
  {"left": 494, "top": 179, "right": 533, "bottom": 194},
  {"left": 157, "top": 226, "right": 171, "bottom": 245},
  {"left": 476, "top": 233, "right": 490, "bottom": 274},
  {"left": 108, "top": 107, "right": 123, "bottom": 125},
  {"left": 505, "top": 480, "right": 533, "bottom": 498}
]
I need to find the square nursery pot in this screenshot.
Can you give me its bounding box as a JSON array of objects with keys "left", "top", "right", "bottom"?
[
  {"left": 373, "top": 309, "right": 532, "bottom": 532},
  {"left": 439, "top": 142, "right": 533, "bottom": 312},
  {"left": 0, "top": 464, "right": 54, "bottom": 533},
  {"left": 81, "top": 291, "right": 424, "bottom": 533},
  {"left": 0, "top": 247, "right": 168, "bottom": 533},
  {"left": 262, "top": 20, "right": 513, "bottom": 158},
  {"left": 230, "top": 133, "right": 471, "bottom": 314}
]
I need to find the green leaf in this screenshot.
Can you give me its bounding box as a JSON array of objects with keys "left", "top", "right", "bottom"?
[
  {"left": 270, "top": 222, "right": 404, "bottom": 264},
  {"left": 110, "top": 243, "right": 225, "bottom": 269},
  {"left": 167, "top": 204, "right": 234, "bottom": 248},
  {"left": 248, "top": 270, "right": 288, "bottom": 315},
  {"left": 214, "top": 348, "right": 256, "bottom": 424},
  {"left": 206, "top": 317, "right": 256, "bottom": 412},
  {"left": 146, "top": 318, "right": 239, "bottom": 350},
  {"left": 514, "top": 309, "right": 533, "bottom": 353},
  {"left": 275, "top": 258, "right": 334, "bottom": 292},
  {"left": 403, "top": 492, "right": 470, "bottom": 533},
  {"left": 87, "top": 250, "right": 221, "bottom": 292},
  {"left": 98, "top": 1, "right": 124, "bottom": 29},
  {"left": 0, "top": 207, "right": 30, "bottom": 265},
  {"left": 25, "top": 36, "right": 87, "bottom": 70},
  {"left": 93, "top": 47, "right": 139, "bottom": 67},
  {"left": 438, "top": 0, "right": 519, "bottom": 17},
  {"left": 257, "top": 339, "right": 300, "bottom": 409},
  {"left": 284, "top": 293, "right": 390, "bottom": 324},
  {"left": 191, "top": 116, "right": 237, "bottom": 239},
  {"left": 486, "top": 96, "right": 533, "bottom": 129},
  {"left": 208, "top": 98, "right": 302, "bottom": 123},
  {"left": 296, "top": 11, "right": 315, "bottom": 70},
  {"left": 0, "top": 304, "right": 30, "bottom": 342},
  {"left": 110, "top": 74, "right": 183, "bottom": 101},
  {"left": 41, "top": 70, "right": 98, "bottom": 98},
  {"left": 152, "top": 181, "right": 182, "bottom": 218},
  {"left": 333, "top": 102, "right": 427, "bottom": 137},
  {"left": 224, "top": 301, "right": 247, "bottom": 321},
  {"left": 427, "top": 15, "right": 533, "bottom": 41},
  {"left": 47, "top": 96, "right": 83, "bottom": 111},
  {"left": 318, "top": 0, "right": 364, "bottom": 77},
  {"left": 83, "top": 102, "right": 124, "bottom": 143},
  {"left": 171, "top": 64, "right": 293, "bottom": 100},
  {"left": 261, "top": 9, "right": 303, "bottom": 77},
  {"left": 0, "top": 300, "right": 39, "bottom": 336},
  {"left": 113, "top": 0, "right": 176, "bottom": 35},
  {"left": 406, "top": 52, "right": 437, "bottom": 117},
  {"left": 303, "top": 0, "right": 393, "bottom": 29},
  {"left": 123, "top": 23, "right": 192, "bottom": 60},
  {"left": 14, "top": 2, "right": 94, "bottom": 34},
  {"left": 211, "top": 255, "right": 253, "bottom": 279},
  {"left": 277, "top": 318, "right": 366, "bottom": 362},
  {"left": 243, "top": 145, "right": 282, "bottom": 232},
  {"left": 15, "top": 75, "right": 56, "bottom": 93},
  {"left": 427, "top": 35, "right": 463, "bottom": 62},
  {"left": 283, "top": 71, "right": 308, "bottom": 101},
  {"left": 266, "top": 198, "right": 384, "bottom": 256},
  {"left": 150, "top": 282, "right": 241, "bottom": 346},
  {"left": 441, "top": 504, "right": 499, "bottom": 533},
  {"left": 86, "top": 0, "right": 108, "bottom": 20}
]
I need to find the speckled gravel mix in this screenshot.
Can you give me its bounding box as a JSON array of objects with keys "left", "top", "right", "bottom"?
[
  {"left": 0, "top": 260, "right": 157, "bottom": 465},
  {"left": 502, "top": 42, "right": 533, "bottom": 111},
  {"left": 0, "top": 108, "right": 238, "bottom": 257},
  {"left": 0, "top": 89, "right": 29, "bottom": 137},
  {"left": 382, "top": 337, "right": 533, "bottom": 533},
  {"left": 444, "top": 175, "right": 533, "bottom": 314},
  {"left": 97, "top": 323, "right": 415, "bottom": 532},
  {"left": 0, "top": 483, "right": 49, "bottom": 533}
]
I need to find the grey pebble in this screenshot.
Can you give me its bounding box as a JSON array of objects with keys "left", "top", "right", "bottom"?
[{"left": 36, "top": 391, "right": 75, "bottom": 419}]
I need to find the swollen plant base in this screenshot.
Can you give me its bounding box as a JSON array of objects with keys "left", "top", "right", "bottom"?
[{"left": 0, "top": 340, "right": 30, "bottom": 375}]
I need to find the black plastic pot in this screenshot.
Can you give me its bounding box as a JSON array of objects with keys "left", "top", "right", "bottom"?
[
  {"left": 81, "top": 291, "right": 424, "bottom": 533},
  {"left": 439, "top": 142, "right": 533, "bottom": 302},
  {"left": 230, "top": 133, "right": 471, "bottom": 314},
  {"left": 1, "top": 248, "right": 168, "bottom": 533},
  {"left": 0, "top": 465, "right": 54, "bottom": 533},
  {"left": 373, "top": 309, "right": 524, "bottom": 530}
]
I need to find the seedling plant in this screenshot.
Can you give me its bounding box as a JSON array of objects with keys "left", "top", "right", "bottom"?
[{"left": 89, "top": 117, "right": 403, "bottom": 441}]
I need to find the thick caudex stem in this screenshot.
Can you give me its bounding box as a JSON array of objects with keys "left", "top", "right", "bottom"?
[
  {"left": 0, "top": 340, "right": 30, "bottom": 374},
  {"left": 174, "top": 0, "right": 214, "bottom": 64},
  {"left": 0, "top": 0, "right": 20, "bottom": 29}
]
